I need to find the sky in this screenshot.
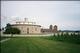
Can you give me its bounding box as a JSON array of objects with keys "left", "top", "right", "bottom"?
[{"left": 1, "top": 1, "right": 80, "bottom": 30}]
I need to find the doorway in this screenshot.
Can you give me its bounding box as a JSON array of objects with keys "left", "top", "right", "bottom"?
[{"left": 27, "top": 28, "right": 29, "bottom": 34}]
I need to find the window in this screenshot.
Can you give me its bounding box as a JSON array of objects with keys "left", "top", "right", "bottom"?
[
  {"left": 35, "top": 28, "right": 37, "bottom": 31},
  {"left": 21, "top": 27, "right": 23, "bottom": 29}
]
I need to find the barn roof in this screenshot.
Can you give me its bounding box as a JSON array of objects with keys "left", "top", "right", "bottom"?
[{"left": 11, "top": 24, "right": 41, "bottom": 27}]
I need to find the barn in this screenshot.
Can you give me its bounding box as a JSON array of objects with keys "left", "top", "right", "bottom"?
[{"left": 11, "top": 18, "right": 41, "bottom": 34}]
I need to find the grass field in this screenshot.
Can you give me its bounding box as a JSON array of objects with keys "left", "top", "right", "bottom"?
[
  {"left": 1, "top": 37, "right": 80, "bottom": 53},
  {"left": 0, "top": 37, "right": 10, "bottom": 41}
]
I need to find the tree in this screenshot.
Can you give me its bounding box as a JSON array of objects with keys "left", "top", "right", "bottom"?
[
  {"left": 0, "top": 28, "right": 4, "bottom": 31},
  {"left": 4, "top": 23, "right": 21, "bottom": 34},
  {"left": 10, "top": 28, "right": 20, "bottom": 34},
  {"left": 0, "top": 28, "right": 1, "bottom": 31}
]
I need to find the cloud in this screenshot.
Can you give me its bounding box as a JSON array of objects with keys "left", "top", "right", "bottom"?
[{"left": 1, "top": 1, "right": 80, "bottom": 30}]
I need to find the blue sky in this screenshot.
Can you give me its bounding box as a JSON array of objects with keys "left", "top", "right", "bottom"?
[{"left": 1, "top": 1, "right": 80, "bottom": 30}]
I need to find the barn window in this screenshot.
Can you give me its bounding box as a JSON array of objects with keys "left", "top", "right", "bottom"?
[
  {"left": 35, "top": 28, "right": 37, "bottom": 31},
  {"left": 21, "top": 27, "right": 23, "bottom": 29}
]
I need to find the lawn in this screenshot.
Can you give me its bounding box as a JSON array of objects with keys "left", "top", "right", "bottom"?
[
  {"left": 1, "top": 37, "right": 80, "bottom": 53},
  {"left": 0, "top": 37, "right": 10, "bottom": 41}
]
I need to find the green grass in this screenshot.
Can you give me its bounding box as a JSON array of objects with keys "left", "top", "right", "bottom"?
[
  {"left": 0, "top": 36, "right": 11, "bottom": 41},
  {"left": 1, "top": 37, "right": 80, "bottom": 53},
  {"left": 0, "top": 37, "right": 8, "bottom": 41},
  {"left": 44, "top": 34, "right": 80, "bottom": 44}
]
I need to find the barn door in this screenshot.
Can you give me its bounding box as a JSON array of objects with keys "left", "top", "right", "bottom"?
[{"left": 27, "top": 28, "right": 29, "bottom": 34}]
